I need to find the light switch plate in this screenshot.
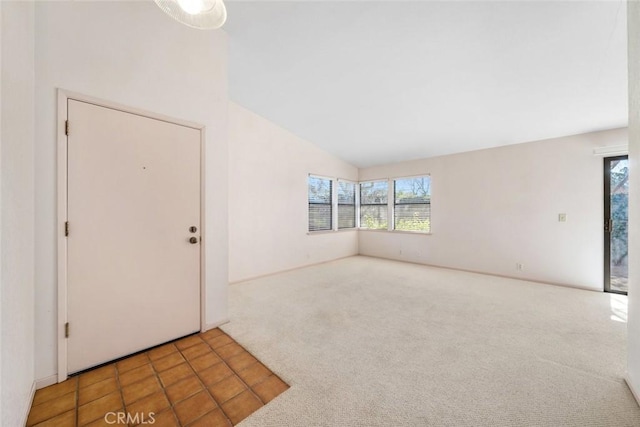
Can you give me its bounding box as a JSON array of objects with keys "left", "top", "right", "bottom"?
[{"left": 558, "top": 213, "right": 567, "bottom": 222}]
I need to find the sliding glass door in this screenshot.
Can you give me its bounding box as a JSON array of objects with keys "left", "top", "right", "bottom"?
[{"left": 604, "top": 155, "right": 629, "bottom": 295}]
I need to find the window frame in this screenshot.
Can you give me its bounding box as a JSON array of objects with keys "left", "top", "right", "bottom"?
[
  {"left": 337, "top": 179, "right": 358, "bottom": 230},
  {"left": 307, "top": 174, "right": 333, "bottom": 233},
  {"left": 308, "top": 174, "right": 359, "bottom": 234},
  {"left": 392, "top": 175, "right": 431, "bottom": 234},
  {"left": 358, "top": 179, "right": 390, "bottom": 231},
  {"left": 307, "top": 173, "right": 432, "bottom": 235}
]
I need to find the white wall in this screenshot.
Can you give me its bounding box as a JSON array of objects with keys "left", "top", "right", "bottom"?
[
  {"left": 1, "top": 1, "right": 36, "bottom": 425},
  {"left": 359, "top": 128, "right": 627, "bottom": 290},
  {"left": 34, "top": 1, "right": 229, "bottom": 383},
  {"left": 228, "top": 102, "right": 358, "bottom": 283},
  {"left": 626, "top": 0, "right": 640, "bottom": 405}
]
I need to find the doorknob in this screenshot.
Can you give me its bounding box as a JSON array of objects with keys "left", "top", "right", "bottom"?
[{"left": 189, "top": 237, "right": 198, "bottom": 244}]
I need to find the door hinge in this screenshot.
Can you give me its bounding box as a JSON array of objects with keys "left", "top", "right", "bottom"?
[
  {"left": 65, "top": 322, "right": 69, "bottom": 338},
  {"left": 65, "top": 120, "right": 69, "bottom": 136},
  {"left": 65, "top": 221, "right": 69, "bottom": 237}
]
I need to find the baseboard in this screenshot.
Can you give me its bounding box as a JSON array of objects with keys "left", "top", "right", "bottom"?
[
  {"left": 358, "top": 254, "right": 602, "bottom": 293},
  {"left": 625, "top": 374, "right": 640, "bottom": 407},
  {"left": 21, "top": 380, "right": 37, "bottom": 426},
  {"left": 229, "top": 254, "right": 357, "bottom": 285},
  {"left": 205, "top": 318, "right": 230, "bottom": 331},
  {"left": 35, "top": 374, "right": 58, "bottom": 390}
]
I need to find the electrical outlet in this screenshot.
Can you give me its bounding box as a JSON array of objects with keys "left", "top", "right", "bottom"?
[
  {"left": 516, "top": 263, "right": 524, "bottom": 271},
  {"left": 558, "top": 213, "right": 567, "bottom": 222}
]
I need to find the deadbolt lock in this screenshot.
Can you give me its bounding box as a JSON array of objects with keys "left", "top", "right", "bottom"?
[{"left": 189, "top": 226, "right": 198, "bottom": 233}]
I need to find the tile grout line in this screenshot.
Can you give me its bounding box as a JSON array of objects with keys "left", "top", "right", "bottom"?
[
  {"left": 215, "top": 335, "right": 281, "bottom": 404},
  {"left": 173, "top": 330, "right": 261, "bottom": 425},
  {"left": 147, "top": 334, "right": 233, "bottom": 426},
  {"left": 207, "top": 334, "right": 269, "bottom": 408},
  {"left": 26, "top": 379, "right": 79, "bottom": 426},
  {"left": 146, "top": 348, "right": 184, "bottom": 426},
  {"left": 28, "top": 329, "right": 287, "bottom": 427},
  {"left": 74, "top": 376, "right": 79, "bottom": 427},
  {"left": 182, "top": 333, "right": 235, "bottom": 426},
  {"left": 215, "top": 331, "right": 291, "bottom": 396},
  {"left": 114, "top": 362, "right": 129, "bottom": 427},
  {"left": 163, "top": 328, "right": 287, "bottom": 425},
  {"left": 115, "top": 342, "right": 200, "bottom": 426}
]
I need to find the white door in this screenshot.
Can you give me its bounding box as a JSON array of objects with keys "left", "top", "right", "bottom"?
[{"left": 66, "top": 100, "right": 201, "bottom": 374}]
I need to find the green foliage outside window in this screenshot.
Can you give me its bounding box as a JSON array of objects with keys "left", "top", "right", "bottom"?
[
  {"left": 610, "top": 161, "right": 628, "bottom": 266},
  {"left": 394, "top": 212, "right": 431, "bottom": 232}
]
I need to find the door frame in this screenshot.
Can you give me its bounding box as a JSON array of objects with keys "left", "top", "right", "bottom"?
[
  {"left": 603, "top": 154, "right": 628, "bottom": 295},
  {"left": 56, "top": 89, "right": 207, "bottom": 382}
]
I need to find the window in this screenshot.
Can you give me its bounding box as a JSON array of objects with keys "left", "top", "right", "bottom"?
[
  {"left": 360, "top": 181, "right": 388, "bottom": 229},
  {"left": 337, "top": 181, "right": 356, "bottom": 229},
  {"left": 394, "top": 176, "right": 431, "bottom": 232},
  {"left": 308, "top": 176, "right": 332, "bottom": 232},
  {"left": 308, "top": 175, "right": 430, "bottom": 233}
]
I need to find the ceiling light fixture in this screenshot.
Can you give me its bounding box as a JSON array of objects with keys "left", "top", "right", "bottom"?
[{"left": 154, "top": 0, "right": 227, "bottom": 30}]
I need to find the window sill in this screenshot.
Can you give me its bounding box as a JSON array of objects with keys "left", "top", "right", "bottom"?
[
  {"left": 307, "top": 229, "right": 431, "bottom": 236},
  {"left": 307, "top": 228, "right": 358, "bottom": 235},
  {"left": 358, "top": 228, "right": 432, "bottom": 235}
]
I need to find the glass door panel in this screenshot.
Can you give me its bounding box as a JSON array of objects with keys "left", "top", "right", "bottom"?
[{"left": 604, "top": 156, "right": 628, "bottom": 294}]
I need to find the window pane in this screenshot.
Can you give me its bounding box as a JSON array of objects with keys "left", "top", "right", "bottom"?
[
  {"left": 394, "top": 204, "right": 431, "bottom": 232},
  {"left": 338, "top": 181, "right": 356, "bottom": 229},
  {"left": 309, "top": 204, "right": 332, "bottom": 231},
  {"left": 338, "top": 205, "right": 356, "bottom": 229},
  {"left": 360, "top": 181, "right": 388, "bottom": 204},
  {"left": 394, "top": 176, "right": 431, "bottom": 232},
  {"left": 394, "top": 177, "right": 430, "bottom": 203},
  {"left": 338, "top": 181, "right": 355, "bottom": 204},
  {"left": 360, "top": 205, "right": 388, "bottom": 229},
  {"left": 308, "top": 177, "right": 332, "bottom": 232},
  {"left": 308, "top": 176, "right": 332, "bottom": 203},
  {"left": 360, "top": 181, "right": 388, "bottom": 229}
]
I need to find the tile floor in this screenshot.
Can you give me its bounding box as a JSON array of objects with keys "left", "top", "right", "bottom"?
[{"left": 27, "top": 328, "right": 289, "bottom": 426}]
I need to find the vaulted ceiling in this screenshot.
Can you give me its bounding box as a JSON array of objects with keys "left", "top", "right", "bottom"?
[{"left": 224, "top": 1, "right": 627, "bottom": 167}]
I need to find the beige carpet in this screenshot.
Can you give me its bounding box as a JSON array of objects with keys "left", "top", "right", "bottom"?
[{"left": 221, "top": 256, "right": 640, "bottom": 426}]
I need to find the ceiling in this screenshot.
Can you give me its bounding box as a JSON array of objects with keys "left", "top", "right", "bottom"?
[{"left": 224, "top": 1, "right": 628, "bottom": 168}]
